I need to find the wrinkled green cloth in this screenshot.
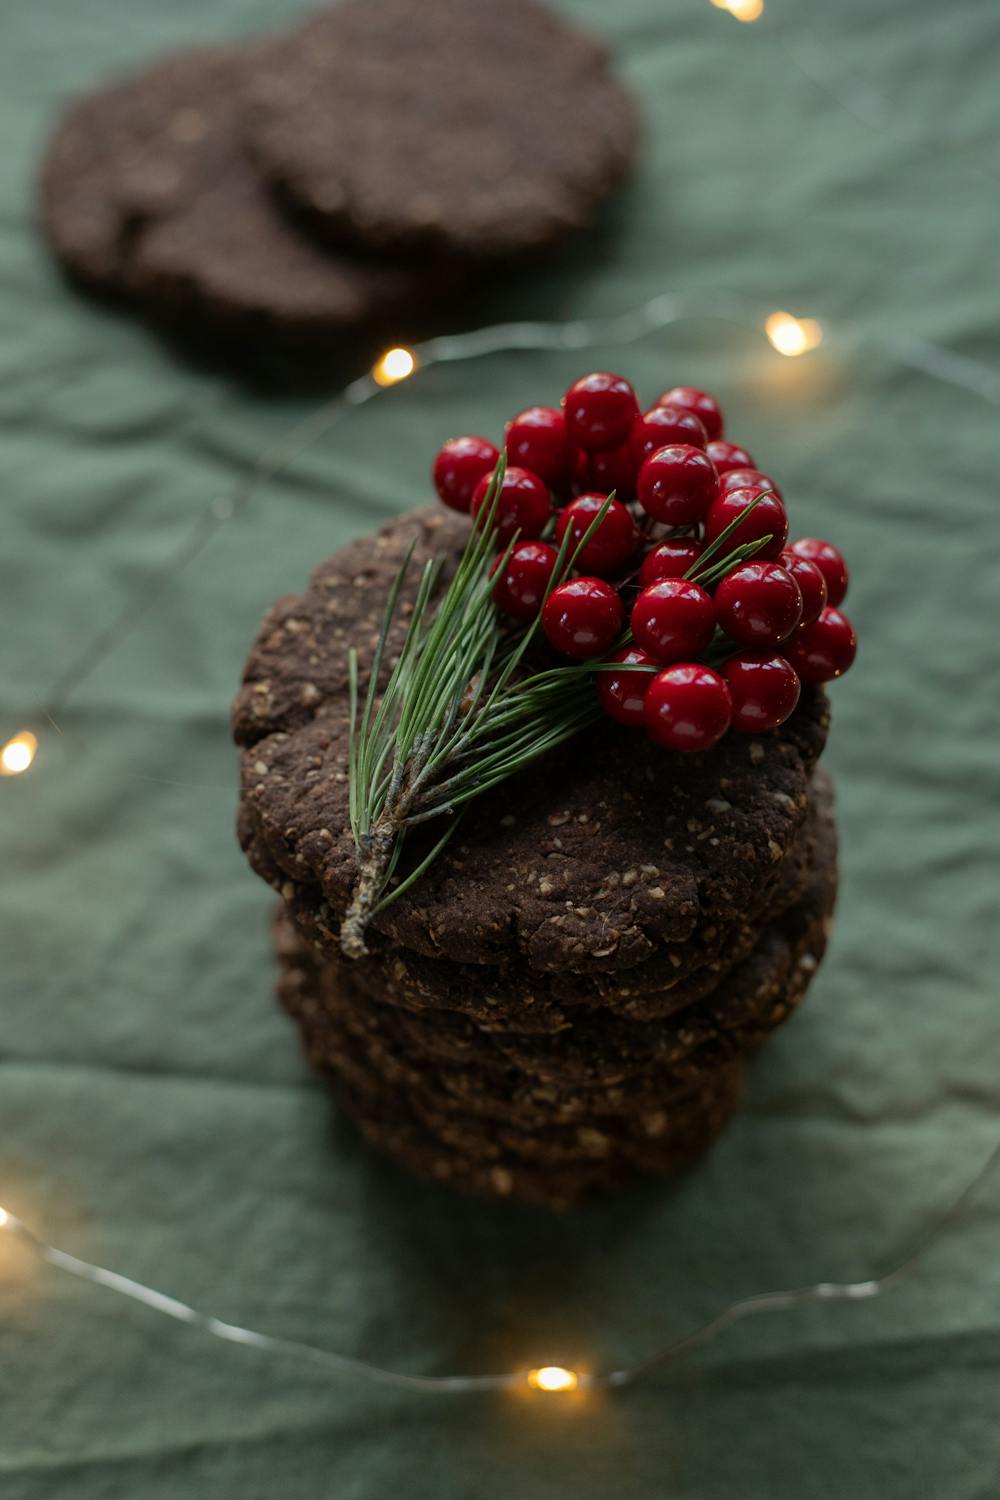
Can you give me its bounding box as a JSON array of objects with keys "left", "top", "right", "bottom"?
[{"left": 2, "top": 2, "right": 1000, "bottom": 1496}]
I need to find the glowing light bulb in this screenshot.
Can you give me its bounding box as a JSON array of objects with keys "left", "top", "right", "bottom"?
[
  {"left": 710, "top": 0, "right": 764, "bottom": 18},
  {"left": 765, "top": 311, "right": 823, "bottom": 357},
  {"left": 527, "top": 1365, "right": 579, "bottom": 1393},
  {"left": 0, "top": 1207, "right": 9, "bottom": 1229},
  {"left": 1, "top": 731, "right": 37, "bottom": 777},
  {"left": 372, "top": 347, "right": 417, "bottom": 386}
]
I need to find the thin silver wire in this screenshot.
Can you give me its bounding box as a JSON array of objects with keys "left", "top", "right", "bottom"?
[
  {"left": 3, "top": 1135, "right": 998, "bottom": 1395},
  {"left": 774, "top": 20, "right": 1000, "bottom": 189}
]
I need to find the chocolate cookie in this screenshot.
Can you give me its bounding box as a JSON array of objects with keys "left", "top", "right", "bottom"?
[
  {"left": 337, "top": 1078, "right": 737, "bottom": 1211},
  {"left": 276, "top": 832, "right": 834, "bottom": 1126},
  {"left": 247, "top": 0, "right": 640, "bottom": 260},
  {"left": 235, "top": 506, "right": 830, "bottom": 973},
  {"left": 268, "top": 768, "right": 833, "bottom": 1032},
  {"left": 275, "top": 879, "right": 829, "bottom": 1208},
  {"left": 319, "top": 1004, "right": 747, "bottom": 1160},
  {"left": 39, "top": 43, "right": 450, "bottom": 349}
]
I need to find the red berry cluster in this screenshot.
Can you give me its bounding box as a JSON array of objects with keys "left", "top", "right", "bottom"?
[{"left": 432, "top": 374, "right": 856, "bottom": 754}]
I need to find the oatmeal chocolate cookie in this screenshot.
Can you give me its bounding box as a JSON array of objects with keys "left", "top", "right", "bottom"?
[
  {"left": 321, "top": 1008, "right": 746, "bottom": 1163},
  {"left": 273, "top": 784, "right": 836, "bottom": 1084},
  {"left": 39, "top": 44, "right": 450, "bottom": 346},
  {"left": 274, "top": 825, "right": 836, "bottom": 1124},
  {"left": 235, "top": 506, "right": 830, "bottom": 973},
  {"left": 247, "top": 0, "right": 639, "bottom": 260},
  {"left": 338, "top": 1084, "right": 733, "bottom": 1211},
  {"left": 269, "top": 768, "right": 833, "bottom": 1030}
]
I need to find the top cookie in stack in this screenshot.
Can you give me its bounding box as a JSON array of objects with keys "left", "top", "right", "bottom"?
[
  {"left": 234, "top": 506, "right": 830, "bottom": 990},
  {"left": 38, "top": 0, "right": 639, "bottom": 373}
]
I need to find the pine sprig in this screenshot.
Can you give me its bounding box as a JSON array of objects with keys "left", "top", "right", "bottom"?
[{"left": 340, "top": 474, "right": 776, "bottom": 957}]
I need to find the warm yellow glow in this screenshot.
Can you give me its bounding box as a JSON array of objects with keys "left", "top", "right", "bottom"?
[
  {"left": 372, "top": 347, "right": 417, "bottom": 386},
  {"left": 1, "top": 731, "right": 37, "bottom": 777},
  {"left": 765, "top": 311, "right": 824, "bottom": 357},
  {"left": 711, "top": 0, "right": 764, "bottom": 18},
  {"left": 0, "top": 1208, "right": 9, "bottom": 1229},
  {"left": 527, "top": 1365, "right": 579, "bottom": 1393}
]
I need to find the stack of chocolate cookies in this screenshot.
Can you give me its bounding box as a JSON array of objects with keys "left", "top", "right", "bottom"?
[
  {"left": 234, "top": 508, "right": 839, "bottom": 1209},
  {"left": 38, "top": 0, "right": 638, "bottom": 372}
]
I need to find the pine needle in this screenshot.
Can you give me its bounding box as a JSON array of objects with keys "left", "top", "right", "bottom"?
[{"left": 339, "top": 472, "right": 770, "bottom": 957}]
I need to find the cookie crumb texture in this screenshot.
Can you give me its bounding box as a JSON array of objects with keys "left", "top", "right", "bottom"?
[
  {"left": 38, "top": 45, "right": 448, "bottom": 348},
  {"left": 248, "top": 0, "right": 640, "bottom": 259},
  {"left": 234, "top": 507, "right": 830, "bottom": 973}
]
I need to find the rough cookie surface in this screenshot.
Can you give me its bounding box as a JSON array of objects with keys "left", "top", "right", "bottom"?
[
  {"left": 274, "top": 828, "right": 834, "bottom": 1208},
  {"left": 259, "top": 769, "right": 832, "bottom": 1029},
  {"left": 234, "top": 506, "right": 830, "bottom": 972},
  {"left": 277, "top": 813, "right": 836, "bottom": 1118}
]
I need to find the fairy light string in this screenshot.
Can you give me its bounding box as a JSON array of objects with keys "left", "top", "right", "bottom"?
[
  {"left": 0, "top": 0, "right": 993, "bottom": 1441},
  {"left": 1, "top": 290, "right": 778, "bottom": 769},
  {"left": 2, "top": 1135, "right": 998, "bottom": 1396},
  {"left": 4, "top": 298, "right": 999, "bottom": 1395},
  {"left": 9, "top": 285, "right": 998, "bottom": 774}
]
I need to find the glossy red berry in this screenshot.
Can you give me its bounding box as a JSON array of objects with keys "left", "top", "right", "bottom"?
[
  {"left": 719, "top": 467, "right": 784, "bottom": 503},
  {"left": 505, "top": 406, "right": 575, "bottom": 485},
  {"left": 706, "top": 439, "right": 754, "bottom": 476},
  {"left": 704, "top": 486, "right": 788, "bottom": 560},
  {"left": 636, "top": 444, "right": 718, "bottom": 526},
  {"left": 471, "top": 465, "right": 550, "bottom": 544},
  {"left": 723, "top": 652, "right": 801, "bottom": 733},
  {"left": 556, "top": 493, "right": 638, "bottom": 577},
  {"left": 586, "top": 442, "right": 639, "bottom": 502},
  {"left": 630, "top": 578, "right": 716, "bottom": 663},
  {"left": 788, "top": 538, "right": 849, "bottom": 607},
  {"left": 785, "top": 606, "right": 857, "bottom": 682},
  {"left": 542, "top": 577, "right": 624, "bottom": 660},
  {"left": 433, "top": 435, "right": 500, "bottom": 513},
  {"left": 655, "top": 386, "right": 724, "bottom": 443},
  {"left": 638, "top": 537, "right": 704, "bottom": 588},
  {"left": 630, "top": 405, "right": 707, "bottom": 465},
  {"left": 779, "top": 548, "right": 827, "bottom": 627},
  {"left": 491, "top": 540, "right": 558, "bottom": 621},
  {"left": 644, "top": 664, "right": 732, "bottom": 752},
  {"left": 715, "top": 561, "right": 803, "bottom": 646},
  {"left": 596, "top": 646, "right": 659, "bottom": 726},
  {"left": 562, "top": 372, "right": 639, "bottom": 452}
]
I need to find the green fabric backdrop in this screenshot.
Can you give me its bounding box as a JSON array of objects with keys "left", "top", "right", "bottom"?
[{"left": 2, "top": 2, "right": 999, "bottom": 1495}]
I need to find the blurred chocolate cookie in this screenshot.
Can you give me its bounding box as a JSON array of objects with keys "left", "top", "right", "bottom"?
[
  {"left": 39, "top": 44, "right": 450, "bottom": 350},
  {"left": 248, "top": 0, "right": 639, "bottom": 259}
]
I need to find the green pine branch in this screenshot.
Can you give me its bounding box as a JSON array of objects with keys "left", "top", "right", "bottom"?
[{"left": 340, "top": 467, "right": 773, "bottom": 958}]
